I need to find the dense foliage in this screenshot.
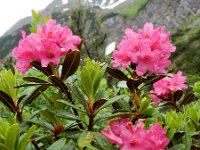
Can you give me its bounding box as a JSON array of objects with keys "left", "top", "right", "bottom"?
[{"left": 0, "top": 11, "right": 199, "bottom": 150}]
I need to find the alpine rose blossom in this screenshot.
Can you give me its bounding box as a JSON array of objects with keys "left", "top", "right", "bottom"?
[
  {"left": 112, "top": 22, "right": 176, "bottom": 76},
  {"left": 101, "top": 119, "right": 169, "bottom": 150},
  {"left": 150, "top": 71, "right": 188, "bottom": 104},
  {"left": 13, "top": 19, "right": 81, "bottom": 73}
]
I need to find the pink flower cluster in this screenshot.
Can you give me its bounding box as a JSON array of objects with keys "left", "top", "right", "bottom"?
[
  {"left": 101, "top": 119, "right": 169, "bottom": 150},
  {"left": 13, "top": 19, "right": 81, "bottom": 73},
  {"left": 150, "top": 71, "right": 188, "bottom": 104},
  {"left": 112, "top": 23, "right": 176, "bottom": 76}
]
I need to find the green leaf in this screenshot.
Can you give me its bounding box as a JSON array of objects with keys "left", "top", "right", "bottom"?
[
  {"left": 47, "top": 138, "right": 66, "bottom": 150},
  {"left": 71, "top": 85, "right": 87, "bottom": 109},
  {"left": 43, "top": 15, "right": 51, "bottom": 23},
  {"left": 78, "top": 131, "right": 96, "bottom": 149},
  {"left": 93, "top": 64, "right": 107, "bottom": 97},
  {"left": 0, "top": 69, "right": 17, "bottom": 99},
  {"left": 139, "top": 97, "right": 150, "bottom": 113},
  {"left": 94, "top": 89, "right": 105, "bottom": 102},
  {"left": 28, "top": 120, "right": 53, "bottom": 131},
  {"left": 168, "top": 144, "right": 185, "bottom": 150},
  {"left": 142, "top": 107, "right": 155, "bottom": 117},
  {"left": 39, "top": 109, "right": 58, "bottom": 125},
  {"left": 193, "top": 81, "right": 200, "bottom": 91},
  {"left": 7, "top": 115, "right": 17, "bottom": 125},
  {"left": 106, "top": 67, "right": 128, "bottom": 81},
  {"left": 5, "top": 124, "right": 19, "bottom": 150},
  {"left": 183, "top": 133, "right": 192, "bottom": 150},
  {"left": 22, "top": 84, "right": 50, "bottom": 109},
  {"left": 165, "top": 111, "right": 187, "bottom": 132},
  {"left": 17, "top": 125, "right": 36, "bottom": 150},
  {"left": 61, "top": 50, "right": 80, "bottom": 80},
  {"left": 186, "top": 116, "right": 199, "bottom": 131},
  {"left": 96, "top": 95, "right": 125, "bottom": 112},
  {"left": 57, "top": 100, "right": 86, "bottom": 113},
  {"left": 94, "top": 133, "right": 116, "bottom": 150},
  {"left": 80, "top": 58, "right": 98, "bottom": 101},
  {"left": 30, "top": 10, "right": 50, "bottom": 33},
  {"left": 31, "top": 10, "right": 42, "bottom": 25},
  {"left": 80, "top": 69, "right": 92, "bottom": 100},
  {"left": 48, "top": 110, "right": 87, "bottom": 126},
  {"left": 62, "top": 140, "right": 77, "bottom": 150},
  {"left": 0, "top": 144, "right": 9, "bottom": 150},
  {"left": 80, "top": 58, "right": 106, "bottom": 102},
  {"left": 29, "top": 25, "right": 37, "bottom": 33},
  {"left": 117, "top": 99, "right": 131, "bottom": 111},
  {"left": 0, "top": 125, "right": 9, "bottom": 141}
]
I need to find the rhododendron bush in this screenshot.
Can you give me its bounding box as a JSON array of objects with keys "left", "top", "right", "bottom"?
[
  {"left": 13, "top": 19, "right": 81, "bottom": 73},
  {"left": 0, "top": 12, "right": 199, "bottom": 150}
]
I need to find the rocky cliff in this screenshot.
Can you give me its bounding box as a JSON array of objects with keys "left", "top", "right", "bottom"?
[{"left": 129, "top": 0, "right": 200, "bottom": 29}]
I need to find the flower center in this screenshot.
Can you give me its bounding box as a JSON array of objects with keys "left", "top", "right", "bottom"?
[{"left": 48, "top": 32, "right": 53, "bottom": 38}]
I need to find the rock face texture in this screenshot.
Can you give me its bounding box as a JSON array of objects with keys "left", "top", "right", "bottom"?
[
  {"left": 0, "top": 0, "right": 200, "bottom": 59},
  {"left": 128, "top": 0, "right": 200, "bottom": 30},
  {"left": 104, "top": 0, "right": 200, "bottom": 44}
]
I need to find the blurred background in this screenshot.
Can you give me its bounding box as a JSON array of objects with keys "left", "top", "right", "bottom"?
[{"left": 0, "top": 0, "right": 200, "bottom": 84}]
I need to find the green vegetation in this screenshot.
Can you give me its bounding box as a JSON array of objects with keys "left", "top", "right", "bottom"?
[
  {"left": 171, "top": 12, "right": 200, "bottom": 84},
  {"left": 114, "top": 0, "right": 149, "bottom": 18},
  {"left": 0, "top": 118, "right": 36, "bottom": 150}
]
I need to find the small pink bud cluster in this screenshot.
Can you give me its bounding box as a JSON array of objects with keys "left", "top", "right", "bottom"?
[
  {"left": 112, "top": 23, "right": 176, "bottom": 76},
  {"left": 150, "top": 71, "right": 188, "bottom": 104},
  {"left": 101, "top": 119, "right": 169, "bottom": 150},
  {"left": 13, "top": 19, "right": 81, "bottom": 73}
]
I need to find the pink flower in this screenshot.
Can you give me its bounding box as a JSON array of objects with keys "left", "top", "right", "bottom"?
[
  {"left": 112, "top": 50, "right": 132, "bottom": 69},
  {"left": 37, "top": 19, "right": 81, "bottom": 56},
  {"left": 101, "top": 119, "right": 169, "bottom": 150},
  {"left": 13, "top": 19, "right": 81, "bottom": 73},
  {"left": 13, "top": 31, "right": 40, "bottom": 73},
  {"left": 150, "top": 71, "right": 188, "bottom": 104},
  {"left": 112, "top": 22, "right": 176, "bottom": 76},
  {"left": 148, "top": 122, "right": 169, "bottom": 150},
  {"left": 37, "top": 40, "right": 61, "bottom": 67},
  {"left": 167, "top": 71, "right": 188, "bottom": 91}
]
